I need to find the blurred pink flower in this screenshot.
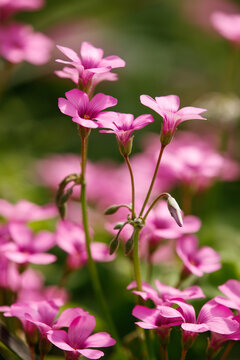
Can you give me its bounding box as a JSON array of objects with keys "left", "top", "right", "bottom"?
[
  {"left": 0, "top": 199, "right": 57, "bottom": 223},
  {"left": 2, "top": 223, "right": 56, "bottom": 265},
  {"left": 0, "top": 255, "right": 20, "bottom": 291},
  {"left": 0, "top": 23, "right": 53, "bottom": 64},
  {"left": 55, "top": 41, "right": 125, "bottom": 88},
  {"left": 140, "top": 95, "right": 206, "bottom": 145},
  {"left": 176, "top": 235, "right": 221, "bottom": 277},
  {"left": 0, "top": 0, "right": 44, "bottom": 20},
  {"left": 58, "top": 89, "right": 117, "bottom": 129},
  {"left": 56, "top": 220, "right": 114, "bottom": 269},
  {"left": 100, "top": 112, "right": 154, "bottom": 152},
  {"left": 211, "top": 11, "right": 240, "bottom": 44},
  {"left": 47, "top": 312, "right": 116, "bottom": 359},
  {"left": 128, "top": 280, "right": 205, "bottom": 306}
]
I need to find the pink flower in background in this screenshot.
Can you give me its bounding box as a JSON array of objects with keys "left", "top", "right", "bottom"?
[
  {"left": 58, "top": 89, "right": 117, "bottom": 129},
  {"left": 55, "top": 41, "right": 125, "bottom": 88},
  {"left": 128, "top": 280, "right": 205, "bottom": 306},
  {"left": 2, "top": 223, "right": 56, "bottom": 265},
  {"left": 0, "top": 0, "right": 44, "bottom": 20},
  {"left": 0, "top": 23, "right": 53, "bottom": 65},
  {"left": 56, "top": 220, "right": 114, "bottom": 269},
  {"left": 211, "top": 11, "right": 240, "bottom": 44},
  {"left": 47, "top": 312, "right": 116, "bottom": 359},
  {"left": 0, "top": 255, "right": 20, "bottom": 291},
  {"left": 215, "top": 280, "right": 240, "bottom": 311},
  {"left": 140, "top": 95, "right": 206, "bottom": 145},
  {"left": 0, "top": 199, "right": 57, "bottom": 223},
  {"left": 100, "top": 112, "right": 154, "bottom": 146},
  {"left": 176, "top": 235, "right": 221, "bottom": 277}
]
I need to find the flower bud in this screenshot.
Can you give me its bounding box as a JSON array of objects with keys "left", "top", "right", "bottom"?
[
  {"left": 105, "top": 205, "right": 123, "bottom": 215},
  {"left": 125, "top": 231, "right": 135, "bottom": 255},
  {"left": 167, "top": 195, "right": 183, "bottom": 227},
  {"left": 109, "top": 236, "right": 120, "bottom": 255}
]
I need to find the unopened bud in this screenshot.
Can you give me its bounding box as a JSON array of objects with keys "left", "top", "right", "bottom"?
[
  {"left": 109, "top": 236, "right": 120, "bottom": 255},
  {"left": 105, "top": 205, "right": 123, "bottom": 215},
  {"left": 125, "top": 231, "right": 135, "bottom": 255},
  {"left": 167, "top": 195, "right": 183, "bottom": 227},
  {"left": 114, "top": 222, "right": 125, "bottom": 230}
]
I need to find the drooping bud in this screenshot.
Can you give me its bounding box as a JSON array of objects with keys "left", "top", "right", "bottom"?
[
  {"left": 109, "top": 235, "right": 120, "bottom": 255},
  {"left": 125, "top": 230, "right": 135, "bottom": 255},
  {"left": 167, "top": 195, "right": 183, "bottom": 227},
  {"left": 104, "top": 204, "right": 132, "bottom": 215},
  {"left": 114, "top": 222, "right": 125, "bottom": 230}
]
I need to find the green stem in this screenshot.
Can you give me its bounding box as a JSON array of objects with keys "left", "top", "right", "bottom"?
[
  {"left": 132, "top": 227, "right": 142, "bottom": 291},
  {"left": 220, "top": 341, "right": 234, "bottom": 360},
  {"left": 124, "top": 155, "right": 136, "bottom": 219},
  {"left": 143, "top": 192, "right": 169, "bottom": 221},
  {"left": 139, "top": 144, "right": 165, "bottom": 217},
  {"left": 80, "top": 132, "right": 119, "bottom": 343}
]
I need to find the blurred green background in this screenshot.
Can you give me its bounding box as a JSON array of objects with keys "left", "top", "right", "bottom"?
[{"left": 0, "top": 0, "right": 240, "bottom": 359}]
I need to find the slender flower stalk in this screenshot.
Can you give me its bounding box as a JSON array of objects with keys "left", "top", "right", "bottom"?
[
  {"left": 220, "top": 341, "right": 234, "bottom": 360},
  {"left": 124, "top": 156, "right": 136, "bottom": 219},
  {"left": 132, "top": 227, "right": 142, "bottom": 291},
  {"left": 143, "top": 192, "right": 169, "bottom": 221},
  {"left": 180, "top": 348, "right": 188, "bottom": 360},
  {"left": 139, "top": 144, "right": 165, "bottom": 217},
  {"left": 79, "top": 130, "right": 118, "bottom": 342}
]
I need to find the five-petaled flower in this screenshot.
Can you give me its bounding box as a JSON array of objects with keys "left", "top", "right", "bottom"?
[{"left": 140, "top": 94, "right": 206, "bottom": 145}]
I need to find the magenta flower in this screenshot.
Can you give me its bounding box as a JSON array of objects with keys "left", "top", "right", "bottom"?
[
  {"left": 215, "top": 280, "right": 240, "bottom": 311},
  {"left": 55, "top": 41, "right": 125, "bottom": 88},
  {"left": 176, "top": 235, "right": 221, "bottom": 277},
  {"left": 2, "top": 223, "right": 56, "bottom": 265},
  {"left": 0, "top": 255, "right": 20, "bottom": 291},
  {"left": 0, "top": 199, "right": 57, "bottom": 223},
  {"left": 0, "top": 0, "right": 44, "bottom": 20},
  {"left": 211, "top": 11, "right": 240, "bottom": 44},
  {"left": 128, "top": 280, "right": 205, "bottom": 306},
  {"left": 58, "top": 89, "right": 117, "bottom": 129},
  {"left": 132, "top": 304, "right": 184, "bottom": 330},
  {"left": 56, "top": 220, "right": 115, "bottom": 269},
  {"left": 176, "top": 300, "right": 238, "bottom": 335},
  {"left": 140, "top": 94, "right": 206, "bottom": 145},
  {"left": 47, "top": 313, "right": 116, "bottom": 359},
  {"left": 0, "top": 23, "right": 53, "bottom": 65},
  {"left": 100, "top": 112, "right": 154, "bottom": 144}
]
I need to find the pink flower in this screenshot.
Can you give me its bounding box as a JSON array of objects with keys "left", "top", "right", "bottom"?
[
  {"left": 176, "top": 300, "right": 238, "bottom": 335},
  {"left": 0, "top": 0, "right": 44, "bottom": 20},
  {"left": 215, "top": 280, "right": 240, "bottom": 311},
  {"left": 211, "top": 11, "right": 240, "bottom": 44},
  {"left": 55, "top": 41, "right": 125, "bottom": 89},
  {"left": 176, "top": 235, "right": 221, "bottom": 277},
  {"left": 0, "top": 199, "right": 57, "bottom": 223},
  {"left": 56, "top": 220, "right": 115, "bottom": 269},
  {"left": 58, "top": 89, "right": 117, "bottom": 129},
  {"left": 128, "top": 280, "right": 205, "bottom": 306},
  {"left": 2, "top": 223, "right": 56, "bottom": 265},
  {"left": 140, "top": 94, "right": 206, "bottom": 145},
  {"left": 47, "top": 312, "right": 116, "bottom": 359},
  {"left": 0, "top": 255, "right": 20, "bottom": 291},
  {"left": 100, "top": 112, "right": 154, "bottom": 155},
  {"left": 0, "top": 23, "right": 53, "bottom": 65}
]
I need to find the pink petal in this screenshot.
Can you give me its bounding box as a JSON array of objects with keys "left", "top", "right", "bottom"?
[
  {"left": 65, "top": 89, "right": 89, "bottom": 112},
  {"left": 68, "top": 315, "right": 96, "bottom": 348},
  {"left": 155, "top": 95, "right": 180, "bottom": 112},
  {"left": 85, "top": 332, "right": 116, "bottom": 348},
  {"left": 72, "top": 116, "right": 98, "bottom": 129},
  {"left": 135, "top": 321, "right": 158, "bottom": 329},
  {"left": 177, "top": 235, "right": 198, "bottom": 257},
  {"left": 133, "top": 114, "right": 154, "bottom": 130},
  {"left": 219, "top": 280, "right": 240, "bottom": 305},
  {"left": 89, "top": 93, "right": 117, "bottom": 113},
  {"left": 78, "top": 349, "right": 104, "bottom": 359},
  {"left": 100, "top": 55, "right": 126, "bottom": 68},
  {"left": 56, "top": 45, "right": 80, "bottom": 62},
  {"left": 9, "top": 223, "right": 32, "bottom": 247},
  {"left": 33, "top": 231, "right": 55, "bottom": 252},
  {"left": 54, "top": 308, "right": 87, "bottom": 329},
  {"left": 29, "top": 253, "right": 56, "bottom": 264},
  {"left": 58, "top": 98, "right": 78, "bottom": 117},
  {"left": 207, "top": 317, "right": 239, "bottom": 335},
  {"left": 80, "top": 42, "right": 103, "bottom": 67},
  {"left": 181, "top": 323, "right": 209, "bottom": 333},
  {"left": 140, "top": 95, "right": 162, "bottom": 115},
  {"left": 47, "top": 329, "right": 73, "bottom": 351},
  {"left": 6, "top": 252, "right": 29, "bottom": 264}
]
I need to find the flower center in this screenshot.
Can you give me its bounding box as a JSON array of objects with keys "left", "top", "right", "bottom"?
[{"left": 83, "top": 114, "right": 90, "bottom": 119}]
